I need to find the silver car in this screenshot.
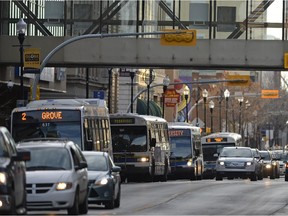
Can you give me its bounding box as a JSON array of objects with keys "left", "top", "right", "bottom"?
[
  {"left": 83, "top": 151, "right": 121, "bottom": 209},
  {"left": 17, "top": 139, "right": 88, "bottom": 215},
  {"left": 216, "top": 147, "right": 263, "bottom": 181}
]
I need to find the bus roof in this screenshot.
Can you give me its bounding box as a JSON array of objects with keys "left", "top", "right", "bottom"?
[
  {"left": 168, "top": 122, "right": 201, "bottom": 133},
  {"left": 11, "top": 99, "right": 109, "bottom": 116},
  {"left": 201, "top": 132, "right": 242, "bottom": 141},
  {"left": 109, "top": 113, "right": 167, "bottom": 123}
]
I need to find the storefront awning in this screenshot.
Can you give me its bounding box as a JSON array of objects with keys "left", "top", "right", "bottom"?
[{"left": 136, "top": 99, "right": 162, "bottom": 117}]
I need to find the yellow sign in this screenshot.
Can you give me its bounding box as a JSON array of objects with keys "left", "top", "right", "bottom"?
[
  {"left": 24, "top": 48, "right": 40, "bottom": 69},
  {"left": 284, "top": 53, "right": 288, "bottom": 69},
  {"left": 261, "top": 89, "right": 279, "bottom": 99},
  {"left": 226, "top": 75, "right": 251, "bottom": 86},
  {"left": 160, "top": 29, "right": 196, "bottom": 46}
]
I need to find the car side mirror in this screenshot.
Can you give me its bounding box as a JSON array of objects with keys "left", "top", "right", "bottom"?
[
  {"left": 15, "top": 150, "right": 31, "bottom": 162},
  {"left": 75, "top": 161, "right": 87, "bottom": 170},
  {"left": 112, "top": 166, "right": 121, "bottom": 173}
]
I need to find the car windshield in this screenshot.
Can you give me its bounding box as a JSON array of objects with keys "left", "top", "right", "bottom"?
[
  {"left": 220, "top": 148, "right": 252, "bottom": 158},
  {"left": 22, "top": 147, "right": 72, "bottom": 171},
  {"left": 84, "top": 154, "right": 108, "bottom": 171},
  {"left": 259, "top": 151, "right": 271, "bottom": 160}
]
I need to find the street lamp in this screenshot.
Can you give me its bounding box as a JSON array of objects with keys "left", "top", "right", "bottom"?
[
  {"left": 184, "top": 86, "right": 190, "bottom": 122},
  {"left": 218, "top": 90, "right": 223, "bottom": 132},
  {"left": 162, "top": 75, "right": 170, "bottom": 118},
  {"left": 238, "top": 96, "right": 244, "bottom": 134},
  {"left": 130, "top": 69, "right": 137, "bottom": 113},
  {"left": 144, "top": 69, "right": 155, "bottom": 115},
  {"left": 209, "top": 100, "right": 215, "bottom": 133},
  {"left": 17, "top": 18, "right": 27, "bottom": 102},
  {"left": 202, "top": 89, "right": 208, "bottom": 134},
  {"left": 224, "top": 89, "right": 230, "bottom": 132}
]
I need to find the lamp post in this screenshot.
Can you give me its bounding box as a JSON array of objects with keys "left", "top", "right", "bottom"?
[
  {"left": 218, "top": 90, "right": 223, "bottom": 132},
  {"left": 224, "top": 89, "right": 230, "bottom": 132},
  {"left": 17, "top": 18, "right": 27, "bottom": 102},
  {"left": 196, "top": 86, "right": 201, "bottom": 126},
  {"left": 130, "top": 70, "right": 136, "bottom": 113},
  {"left": 202, "top": 89, "right": 208, "bottom": 134},
  {"left": 162, "top": 75, "right": 170, "bottom": 118},
  {"left": 184, "top": 86, "right": 190, "bottom": 122},
  {"left": 209, "top": 100, "right": 215, "bottom": 133},
  {"left": 238, "top": 96, "right": 244, "bottom": 134},
  {"left": 144, "top": 69, "right": 155, "bottom": 115}
]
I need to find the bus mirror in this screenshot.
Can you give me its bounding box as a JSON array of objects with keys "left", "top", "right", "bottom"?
[{"left": 150, "top": 138, "right": 156, "bottom": 148}]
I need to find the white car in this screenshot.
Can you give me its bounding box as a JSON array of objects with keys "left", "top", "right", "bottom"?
[
  {"left": 17, "top": 139, "right": 88, "bottom": 215},
  {"left": 216, "top": 147, "right": 263, "bottom": 181}
]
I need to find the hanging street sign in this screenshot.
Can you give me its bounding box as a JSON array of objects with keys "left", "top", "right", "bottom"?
[
  {"left": 164, "top": 89, "right": 180, "bottom": 107},
  {"left": 261, "top": 89, "right": 279, "bottom": 99}
]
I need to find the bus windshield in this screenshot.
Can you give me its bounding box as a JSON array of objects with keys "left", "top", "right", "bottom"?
[
  {"left": 203, "top": 143, "right": 235, "bottom": 161},
  {"left": 170, "top": 136, "right": 192, "bottom": 158},
  {"left": 111, "top": 126, "right": 147, "bottom": 152},
  {"left": 12, "top": 122, "right": 82, "bottom": 145}
]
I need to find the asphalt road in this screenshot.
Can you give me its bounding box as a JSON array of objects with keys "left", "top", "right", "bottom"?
[{"left": 28, "top": 177, "right": 288, "bottom": 215}]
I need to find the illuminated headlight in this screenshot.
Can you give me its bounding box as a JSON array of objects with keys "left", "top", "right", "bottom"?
[
  {"left": 272, "top": 161, "right": 277, "bottom": 166},
  {"left": 95, "top": 178, "right": 109, "bottom": 185},
  {"left": 246, "top": 162, "right": 252, "bottom": 166},
  {"left": 56, "top": 182, "right": 73, "bottom": 191},
  {"left": 219, "top": 161, "right": 225, "bottom": 166},
  {"left": 0, "top": 173, "right": 7, "bottom": 185},
  {"left": 187, "top": 160, "right": 192, "bottom": 167},
  {"left": 266, "top": 164, "right": 272, "bottom": 169},
  {"left": 138, "top": 157, "right": 149, "bottom": 162}
]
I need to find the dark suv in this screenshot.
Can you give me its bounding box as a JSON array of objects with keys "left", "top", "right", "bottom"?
[{"left": 0, "top": 127, "right": 30, "bottom": 215}]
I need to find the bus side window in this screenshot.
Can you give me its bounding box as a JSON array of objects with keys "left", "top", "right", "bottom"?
[{"left": 84, "top": 118, "right": 93, "bottom": 150}]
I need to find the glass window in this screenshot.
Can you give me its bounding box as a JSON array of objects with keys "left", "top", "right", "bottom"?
[
  {"left": 85, "top": 154, "right": 108, "bottom": 171},
  {"left": 217, "top": 6, "right": 236, "bottom": 32},
  {"left": 189, "top": 3, "right": 209, "bottom": 29},
  {"left": 24, "top": 147, "right": 72, "bottom": 170}
]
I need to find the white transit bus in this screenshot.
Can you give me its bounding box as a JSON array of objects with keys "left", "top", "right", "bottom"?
[
  {"left": 110, "top": 113, "right": 170, "bottom": 182},
  {"left": 10, "top": 99, "right": 113, "bottom": 155},
  {"left": 201, "top": 132, "right": 242, "bottom": 179},
  {"left": 168, "top": 122, "right": 203, "bottom": 180}
]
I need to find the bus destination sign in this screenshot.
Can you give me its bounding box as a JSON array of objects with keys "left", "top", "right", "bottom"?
[
  {"left": 110, "top": 118, "right": 135, "bottom": 125},
  {"left": 206, "top": 137, "right": 228, "bottom": 142}
]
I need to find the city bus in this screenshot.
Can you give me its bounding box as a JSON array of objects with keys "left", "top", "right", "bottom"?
[
  {"left": 168, "top": 122, "right": 203, "bottom": 180},
  {"left": 201, "top": 132, "right": 242, "bottom": 179},
  {"left": 110, "top": 113, "right": 170, "bottom": 182},
  {"left": 10, "top": 99, "right": 113, "bottom": 156}
]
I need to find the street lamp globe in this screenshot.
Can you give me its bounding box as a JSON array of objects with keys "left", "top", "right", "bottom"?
[
  {"left": 17, "top": 18, "right": 27, "bottom": 35},
  {"left": 144, "top": 69, "right": 155, "bottom": 86},
  {"left": 238, "top": 96, "right": 244, "bottom": 104},
  {"left": 224, "top": 89, "right": 230, "bottom": 99},
  {"left": 163, "top": 75, "right": 170, "bottom": 90},
  {"left": 202, "top": 89, "right": 208, "bottom": 99},
  {"left": 209, "top": 100, "right": 215, "bottom": 109}
]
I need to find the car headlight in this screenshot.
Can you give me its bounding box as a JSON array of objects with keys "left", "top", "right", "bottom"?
[
  {"left": 219, "top": 161, "right": 225, "bottom": 166},
  {"left": 246, "top": 162, "right": 252, "bottom": 166},
  {"left": 0, "top": 172, "right": 7, "bottom": 185},
  {"left": 272, "top": 161, "right": 277, "bottom": 166},
  {"left": 95, "top": 178, "right": 109, "bottom": 185},
  {"left": 187, "top": 159, "right": 192, "bottom": 167},
  {"left": 266, "top": 164, "right": 272, "bottom": 169},
  {"left": 56, "top": 182, "right": 73, "bottom": 191}
]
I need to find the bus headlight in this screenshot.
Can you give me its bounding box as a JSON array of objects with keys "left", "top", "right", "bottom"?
[
  {"left": 0, "top": 173, "right": 7, "bottom": 185},
  {"left": 187, "top": 160, "right": 192, "bottom": 167},
  {"left": 138, "top": 157, "right": 149, "bottom": 162}
]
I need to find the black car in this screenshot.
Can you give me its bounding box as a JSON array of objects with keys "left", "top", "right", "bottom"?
[
  {"left": 83, "top": 151, "right": 121, "bottom": 209},
  {"left": 0, "top": 127, "right": 30, "bottom": 215}
]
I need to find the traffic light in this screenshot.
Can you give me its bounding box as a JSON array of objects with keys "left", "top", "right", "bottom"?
[{"left": 160, "top": 29, "right": 197, "bottom": 46}]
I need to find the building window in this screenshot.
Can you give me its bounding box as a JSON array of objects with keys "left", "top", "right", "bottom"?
[
  {"left": 217, "top": 6, "right": 236, "bottom": 32},
  {"left": 189, "top": 3, "right": 209, "bottom": 29}
]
